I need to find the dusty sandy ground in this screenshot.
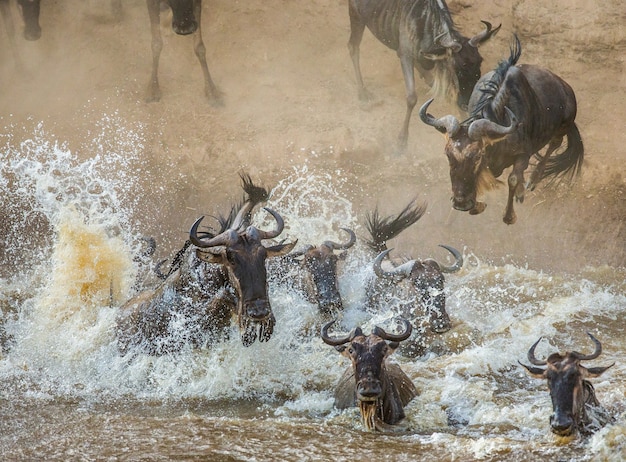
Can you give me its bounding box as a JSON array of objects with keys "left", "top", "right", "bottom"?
[{"left": 0, "top": 0, "right": 624, "bottom": 273}]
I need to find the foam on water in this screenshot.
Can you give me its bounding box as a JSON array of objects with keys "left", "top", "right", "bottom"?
[{"left": 1, "top": 122, "right": 626, "bottom": 459}]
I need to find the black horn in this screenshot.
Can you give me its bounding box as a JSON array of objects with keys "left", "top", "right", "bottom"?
[
  {"left": 437, "top": 245, "right": 463, "bottom": 273},
  {"left": 571, "top": 332, "right": 603, "bottom": 361},
  {"left": 321, "top": 319, "right": 361, "bottom": 346},
  {"left": 323, "top": 228, "right": 357, "bottom": 250},
  {"left": 468, "top": 21, "right": 501, "bottom": 47},
  {"left": 373, "top": 249, "right": 413, "bottom": 280},
  {"left": 256, "top": 208, "right": 285, "bottom": 240},
  {"left": 419, "top": 99, "right": 460, "bottom": 136},
  {"left": 190, "top": 216, "right": 236, "bottom": 248},
  {"left": 467, "top": 107, "right": 518, "bottom": 141},
  {"left": 527, "top": 337, "right": 547, "bottom": 366},
  {"left": 371, "top": 319, "right": 412, "bottom": 342}
]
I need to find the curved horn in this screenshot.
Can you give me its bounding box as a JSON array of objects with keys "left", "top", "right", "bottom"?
[
  {"left": 419, "top": 99, "right": 461, "bottom": 136},
  {"left": 468, "top": 20, "right": 501, "bottom": 47},
  {"left": 373, "top": 249, "right": 413, "bottom": 281},
  {"left": 527, "top": 337, "right": 547, "bottom": 366},
  {"left": 571, "top": 332, "right": 603, "bottom": 361},
  {"left": 321, "top": 319, "right": 360, "bottom": 346},
  {"left": 324, "top": 228, "right": 357, "bottom": 250},
  {"left": 190, "top": 216, "right": 235, "bottom": 248},
  {"left": 468, "top": 107, "right": 518, "bottom": 141},
  {"left": 437, "top": 245, "right": 464, "bottom": 273},
  {"left": 256, "top": 208, "right": 285, "bottom": 240},
  {"left": 371, "top": 319, "right": 413, "bottom": 342},
  {"left": 154, "top": 259, "right": 169, "bottom": 280}
]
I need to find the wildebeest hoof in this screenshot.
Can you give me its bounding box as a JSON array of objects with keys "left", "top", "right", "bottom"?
[
  {"left": 469, "top": 202, "right": 487, "bottom": 215},
  {"left": 503, "top": 211, "right": 517, "bottom": 225}
]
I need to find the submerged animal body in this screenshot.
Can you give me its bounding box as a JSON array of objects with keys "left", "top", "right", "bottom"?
[
  {"left": 347, "top": 0, "right": 499, "bottom": 148},
  {"left": 420, "top": 36, "right": 584, "bottom": 224},
  {"left": 519, "top": 333, "right": 614, "bottom": 437},
  {"left": 116, "top": 174, "right": 295, "bottom": 354},
  {"left": 322, "top": 319, "right": 417, "bottom": 431},
  {"left": 146, "top": 0, "right": 222, "bottom": 104},
  {"left": 276, "top": 228, "right": 356, "bottom": 319},
  {"left": 364, "top": 200, "right": 463, "bottom": 334}
]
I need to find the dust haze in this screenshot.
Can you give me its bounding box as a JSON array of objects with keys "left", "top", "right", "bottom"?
[{"left": 1, "top": 0, "right": 624, "bottom": 273}]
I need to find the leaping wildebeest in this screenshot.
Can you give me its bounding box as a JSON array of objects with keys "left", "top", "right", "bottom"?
[
  {"left": 146, "top": 0, "right": 222, "bottom": 104},
  {"left": 116, "top": 174, "right": 296, "bottom": 355},
  {"left": 519, "top": 333, "right": 614, "bottom": 437},
  {"left": 276, "top": 228, "right": 357, "bottom": 319},
  {"left": 321, "top": 319, "right": 417, "bottom": 431},
  {"left": 420, "top": 35, "right": 584, "bottom": 224},
  {"left": 347, "top": 0, "right": 499, "bottom": 149},
  {"left": 364, "top": 200, "right": 463, "bottom": 334}
]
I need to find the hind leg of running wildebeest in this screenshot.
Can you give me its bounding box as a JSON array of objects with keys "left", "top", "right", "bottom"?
[
  {"left": 397, "top": 50, "right": 417, "bottom": 151},
  {"left": 146, "top": 0, "right": 163, "bottom": 102},
  {"left": 192, "top": 0, "right": 223, "bottom": 106},
  {"left": 504, "top": 157, "right": 529, "bottom": 225},
  {"left": 347, "top": 3, "right": 371, "bottom": 102},
  {"left": 526, "top": 136, "right": 564, "bottom": 191}
]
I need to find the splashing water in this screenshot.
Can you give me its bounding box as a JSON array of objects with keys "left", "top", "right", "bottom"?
[{"left": 1, "top": 124, "right": 625, "bottom": 460}]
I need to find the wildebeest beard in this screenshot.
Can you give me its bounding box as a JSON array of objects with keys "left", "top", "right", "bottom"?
[{"left": 239, "top": 309, "right": 275, "bottom": 347}]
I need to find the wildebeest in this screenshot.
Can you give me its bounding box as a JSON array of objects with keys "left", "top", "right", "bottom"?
[
  {"left": 347, "top": 0, "right": 499, "bottom": 149},
  {"left": 519, "top": 333, "right": 614, "bottom": 436},
  {"left": 364, "top": 200, "right": 463, "bottom": 334},
  {"left": 420, "top": 35, "right": 584, "bottom": 224},
  {"left": 146, "top": 0, "right": 222, "bottom": 104},
  {"left": 116, "top": 174, "right": 296, "bottom": 355},
  {"left": 321, "top": 318, "right": 417, "bottom": 431},
  {"left": 277, "top": 228, "right": 356, "bottom": 319}
]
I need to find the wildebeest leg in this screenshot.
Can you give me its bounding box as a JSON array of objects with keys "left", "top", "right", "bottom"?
[
  {"left": 347, "top": 3, "right": 370, "bottom": 102},
  {"left": 146, "top": 0, "right": 163, "bottom": 102},
  {"left": 526, "top": 137, "right": 563, "bottom": 191},
  {"left": 503, "top": 157, "right": 529, "bottom": 225},
  {"left": 0, "top": 0, "right": 23, "bottom": 69},
  {"left": 192, "top": 0, "right": 223, "bottom": 106},
  {"left": 397, "top": 45, "right": 417, "bottom": 150}
]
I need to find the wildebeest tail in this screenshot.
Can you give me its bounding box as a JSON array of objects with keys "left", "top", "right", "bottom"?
[
  {"left": 364, "top": 199, "right": 427, "bottom": 253},
  {"left": 541, "top": 122, "right": 584, "bottom": 183},
  {"left": 240, "top": 172, "right": 270, "bottom": 205}
]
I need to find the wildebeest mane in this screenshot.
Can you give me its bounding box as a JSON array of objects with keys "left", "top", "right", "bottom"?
[
  {"left": 469, "top": 35, "right": 522, "bottom": 124},
  {"left": 365, "top": 199, "right": 427, "bottom": 253}
]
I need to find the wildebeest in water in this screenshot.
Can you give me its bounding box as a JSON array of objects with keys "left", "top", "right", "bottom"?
[
  {"left": 146, "top": 0, "right": 222, "bottom": 104},
  {"left": 116, "top": 174, "right": 296, "bottom": 355},
  {"left": 420, "top": 35, "right": 584, "bottom": 224},
  {"left": 519, "top": 332, "right": 614, "bottom": 437},
  {"left": 363, "top": 200, "right": 463, "bottom": 337},
  {"left": 321, "top": 318, "right": 417, "bottom": 431},
  {"left": 347, "top": 0, "right": 499, "bottom": 149},
  {"left": 274, "top": 228, "right": 357, "bottom": 320}
]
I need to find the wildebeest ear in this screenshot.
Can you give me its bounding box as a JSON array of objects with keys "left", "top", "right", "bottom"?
[
  {"left": 195, "top": 248, "right": 226, "bottom": 264},
  {"left": 387, "top": 341, "right": 400, "bottom": 351},
  {"left": 335, "top": 345, "right": 347, "bottom": 353},
  {"left": 584, "top": 363, "right": 615, "bottom": 378},
  {"left": 518, "top": 360, "right": 546, "bottom": 378},
  {"left": 266, "top": 240, "right": 298, "bottom": 258}
]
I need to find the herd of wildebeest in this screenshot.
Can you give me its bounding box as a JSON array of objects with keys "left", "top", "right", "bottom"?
[{"left": 3, "top": 0, "right": 614, "bottom": 439}]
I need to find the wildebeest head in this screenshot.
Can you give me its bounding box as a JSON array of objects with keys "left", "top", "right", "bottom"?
[
  {"left": 321, "top": 319, "right": 414, "bottom": 431},
  {"left": 451, "top": 21, "right": 501, "bottom": 110},
  {"left": 373, "top": 246, "right": 463, "bottom": 333},
  {"left": 419, "top": 98, "right": 517, "bottom": 214},
  {"left": 16, "top": 0, "right": 41, "bottom": 41},
  {"left": 289, "top": 228, "right": 356, "bottom": 317},
  {"left": 190, "top": 207, "right": 296, "bottom": 346},
  {"left": 165, "top": 0, "right": 197, "bottom": 35},
  {"left": 519, "top": 333, "right": 614, "bottom": 437}
]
